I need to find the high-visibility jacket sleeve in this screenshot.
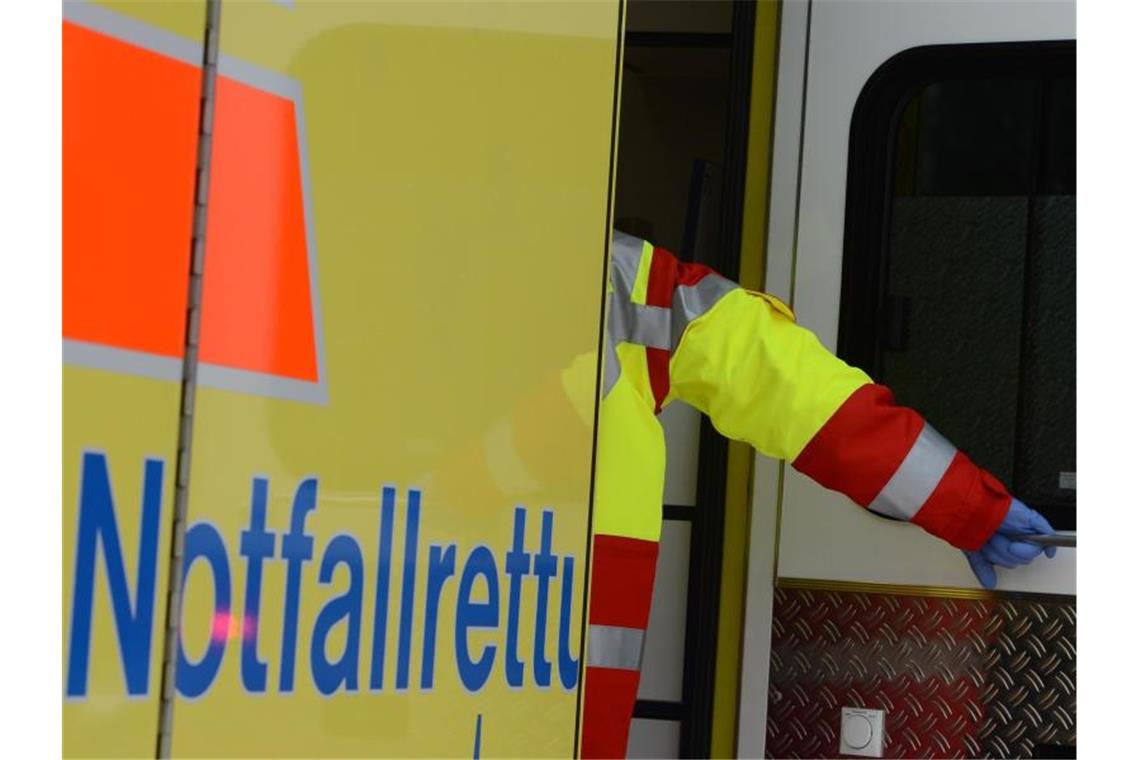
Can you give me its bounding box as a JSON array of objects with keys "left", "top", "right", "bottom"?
[{"left": 656, "top": 247, "right": 1009, "bottom": 551}]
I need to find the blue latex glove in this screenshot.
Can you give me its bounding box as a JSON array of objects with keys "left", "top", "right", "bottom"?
[{"left": 964, "top": 499, "right": 1057, "bottom": 589}]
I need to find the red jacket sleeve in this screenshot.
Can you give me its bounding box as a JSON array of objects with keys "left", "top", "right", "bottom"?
[{"left": 791, "top": 384, "right": 1011, "bottom": 551}]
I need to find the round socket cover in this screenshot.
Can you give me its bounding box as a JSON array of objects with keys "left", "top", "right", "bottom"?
[{"left": 843, "top": 714, "right": 873, "bottom": 750}]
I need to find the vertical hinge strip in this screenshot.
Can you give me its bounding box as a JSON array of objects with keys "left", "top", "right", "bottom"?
[{"left": 154, "top": 1, "right": 222, "bottom": 756}]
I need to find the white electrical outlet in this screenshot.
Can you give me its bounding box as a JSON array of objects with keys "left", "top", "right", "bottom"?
[{"left": 839, "top": 706, "right": 884, "bottom": 757}]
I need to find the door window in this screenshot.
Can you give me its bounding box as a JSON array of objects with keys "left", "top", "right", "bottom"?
[{"left": 840, "top": 42, "right": 1076, "bottom": 529}]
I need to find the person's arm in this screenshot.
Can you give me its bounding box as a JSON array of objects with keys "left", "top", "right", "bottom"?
[{"left": 644, "top": 244, "right": 1051, "bottom": 577}]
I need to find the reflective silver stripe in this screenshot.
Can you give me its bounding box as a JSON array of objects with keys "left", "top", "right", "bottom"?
[
  {"left": 868, "top": 423, "right": 957, "bottom": 520},
  {"left": 587, "top": 624, "right": 644, "bottom": 671},
  {"left": 64, "top": 339, "right": 183, "bottom": 382},
  {"left": 610, "top": 231, "right": 645, "bottom": 299},
  {"left": 605, "top": 231, "right": 737, "bottom": 403},
  {"left": 602, "top": 231, "right": 647, "bottom": 399},
  {"left": 609, "top": 294, "right": 671, "bottom": 351},
  {"left": 670, "top": 273, "right": 737, "bottom": 350},
  {"left": 609, "top": 231, "right": 737, "bottom": 352},
  {"left": 602, "top": 330, "right": 620, "bottom": 398}
]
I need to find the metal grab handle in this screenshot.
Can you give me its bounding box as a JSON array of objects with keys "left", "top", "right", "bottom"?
[{"left": 1010, "top": 532, "right": 1076, "bottom": 548}]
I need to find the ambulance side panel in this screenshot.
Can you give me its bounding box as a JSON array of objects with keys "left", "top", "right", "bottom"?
[
  {"left": 62, "top": 1, "right": 207, "bottom": 755},
  {"left": 169, "top": 2, "right": 621, "bottom": 757}
]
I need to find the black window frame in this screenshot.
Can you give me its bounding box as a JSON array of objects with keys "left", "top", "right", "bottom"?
[{"left": 838, "top": 40, "right": 1076, "bottom": 530}]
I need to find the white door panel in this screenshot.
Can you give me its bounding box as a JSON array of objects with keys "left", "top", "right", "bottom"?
[
  {"left": 779, "top": 469, "right": 1077, "bottom": 593},
  {"left": 740, "top": 3, "right": 1076, "bottom": 754},
  {"left": 761, "top": 0, "right": 810, "bottom": 305},
  {"left": 778, "top": 0, "right": 1075, "bottom": 590}
]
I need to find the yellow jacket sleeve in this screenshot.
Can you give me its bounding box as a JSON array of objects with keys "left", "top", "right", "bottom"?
[
  {"left": 656, "top": 248, "right": 1008, "bottom": 551},
  {"left": 670, "top": 287, "right": 870, "bottom": 462}
]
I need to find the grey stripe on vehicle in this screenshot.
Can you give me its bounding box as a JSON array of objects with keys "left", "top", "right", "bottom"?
[
  {"left": 217, "top": 52, "right": 302, "bottom": 102},
  {"left": 63, "top": 341, "right": 327, "bottom": 405},
  {"left": 868, "top": 423, "right": 957, "bottom": 521},
  {"left": 197, "top": 363, "right": 328, "bottom": 405},
  {"left": 64, "top": 340, "right": 183, "bottom": 383},
  {"left": 63, "top": 0, "right": 202, "bottom": 67},
  {"left": 586, "top": 624, "right": 644, "bottom": 671}
]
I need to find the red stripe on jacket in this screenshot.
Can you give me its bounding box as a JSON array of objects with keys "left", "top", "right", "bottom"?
[
  {"left": 793, "top": 383, "right": 924, "bottom": 507},
  {"left": 644, "top": 246, "right": 718, "bottom": 413},
  {"left": 581, "top": 668, "right": 640, "bottom": 759},
  {"left": 913, "top": 454, "right": 1011, "bottom": 551},
  {"left": 588, "top": 534, "right": 658, "bottom": 629},
  {"left": 794, "top": 383, "right": 1010, "bottom": 551}
]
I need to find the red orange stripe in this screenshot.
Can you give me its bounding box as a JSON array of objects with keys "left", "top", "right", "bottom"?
[
  {"left": 587, "top": 534, "right": 658, "bottom": 630},
  {"left": 63, "top": 20, "right": 319, "bottom": 384},
  {"left": 63, "top": 21, "right": 199, "bottom": 359}
]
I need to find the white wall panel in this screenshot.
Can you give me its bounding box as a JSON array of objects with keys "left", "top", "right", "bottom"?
[
  {"left": 660, "top": 400, "right": 701, "bottom": 507},
  {"left": 639, "top": 520, "right": 691, "bottom": 702},
  {"left": 627, "top": 719, "right": 680, "bottom": 759}
]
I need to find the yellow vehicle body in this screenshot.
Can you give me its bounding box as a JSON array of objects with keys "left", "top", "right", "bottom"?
[{"left": 63, "top": 0, "right": 623, "bottom": 755}]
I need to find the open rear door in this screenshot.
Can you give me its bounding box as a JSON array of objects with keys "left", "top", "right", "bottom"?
[{"left": 63, "top": 1, "right": 625, "bottom": 756}]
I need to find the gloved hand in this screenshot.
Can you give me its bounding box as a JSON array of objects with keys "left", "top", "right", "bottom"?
[{"left": 964, "top": 499, "right": 1057, "bottom": 589}]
